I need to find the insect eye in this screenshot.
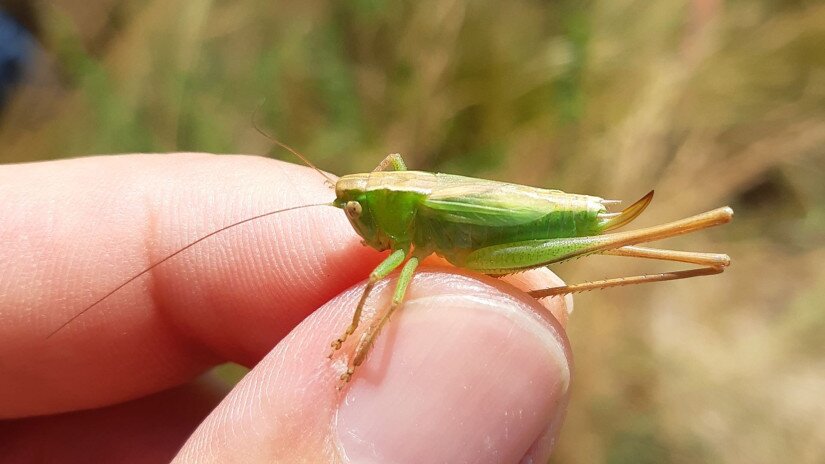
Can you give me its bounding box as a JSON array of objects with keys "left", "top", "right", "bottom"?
[{"left": 345, "top": 201, "right": 362, "bottom": 217}]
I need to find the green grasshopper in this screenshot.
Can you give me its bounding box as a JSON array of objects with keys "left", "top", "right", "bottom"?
[
  {"left": 50, "top": 152, "right": 733, "bottom": 385},
  {"left": 326, "top": 153, "right": 731, "bottom": 382}
]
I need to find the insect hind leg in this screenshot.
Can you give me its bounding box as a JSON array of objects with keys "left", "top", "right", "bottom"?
[
  {"left": 463, "top": 207, "right": 733, "bottom": 274},
  {"left": 527, "top": 266, "right": 725, "bottom": 298},
  {"left": 604, "top": 245, "right": 730, "bottom": 267},
  {"left": 527, "top": 244, "right": 730, "bottom": 297}
]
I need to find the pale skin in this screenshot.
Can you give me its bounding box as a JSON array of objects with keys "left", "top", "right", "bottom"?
[{"left": 1, "top": 154, "right": 574, "bottom": 463}]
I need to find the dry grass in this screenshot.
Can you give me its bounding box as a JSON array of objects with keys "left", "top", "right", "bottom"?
[{"left": 2, "top": 1, "right": 824, "bottom": 462}]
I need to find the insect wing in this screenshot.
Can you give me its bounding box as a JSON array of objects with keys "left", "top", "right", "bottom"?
[{"left": 421, "top": 177, "right": 561, "bottom": 227}]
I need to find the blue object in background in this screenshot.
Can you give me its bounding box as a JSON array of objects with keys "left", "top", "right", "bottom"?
[{"left": 0, "top": 9, "right": 35, "bottom": 109}]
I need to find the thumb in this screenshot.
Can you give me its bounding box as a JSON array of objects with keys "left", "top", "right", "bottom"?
[{"left": 173, "top": 270, "right": 572, "bottom": 463}]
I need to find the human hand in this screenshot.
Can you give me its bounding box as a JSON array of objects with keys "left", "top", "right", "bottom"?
[{"left": 0, "top": 154, "right": 571, "bottom": 463}]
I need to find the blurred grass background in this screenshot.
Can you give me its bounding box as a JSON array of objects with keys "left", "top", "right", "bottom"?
[{"left": 2, "top": 0, "right": 824, "bottom": 462}]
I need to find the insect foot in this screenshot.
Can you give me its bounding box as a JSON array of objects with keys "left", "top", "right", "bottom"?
[
  {"left": 338, "top": 327, "right": 379, "bottom": 387},
  {"left": 337, "top": 368, "right": 355, "bottom": 391},
  {"left": 327, "top": 339, "right": 344, "bottom": 359},
  {"left": 328, "top": 321, "right": 360, "bottom": 358},
  {"left": 329, "top": 356, "right": 352, "bottom": 390}
]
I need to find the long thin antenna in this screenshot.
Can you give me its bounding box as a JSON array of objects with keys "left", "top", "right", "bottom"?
[
  {"left": 252, "top": 101, "right": 336, "bottom": 186},
  {"left": 47, "top": 202, "right": 333, "bottom": 338}
]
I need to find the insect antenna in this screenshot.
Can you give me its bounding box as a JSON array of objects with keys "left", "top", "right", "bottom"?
[
  {"left": 252, "top": 101, "right": 336, "bottom": 188},
  {"left": 47, "top": 202, "right": 334, "bottom": 338}
]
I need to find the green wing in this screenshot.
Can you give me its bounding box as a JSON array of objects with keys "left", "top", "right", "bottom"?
[{"left": 420, "top": 176, "right": 568, "bottom": 227}]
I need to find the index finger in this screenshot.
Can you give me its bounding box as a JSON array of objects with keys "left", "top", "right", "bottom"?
[{"left": 0, "top": 153, "right": 383, "bottom": 417}]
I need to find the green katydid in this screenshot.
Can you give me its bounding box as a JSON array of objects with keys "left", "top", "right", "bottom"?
[
  {"left": 327, "top": 153, "right": 731, "bottom": 382},
  {"left": 49, "top": 151, "right": 733, "bottom": 385}
]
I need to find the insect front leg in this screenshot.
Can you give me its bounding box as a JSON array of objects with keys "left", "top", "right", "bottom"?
[
  {"left": 328, "top": 248, "right": 407, "bottom": 358},
  {"left": 341, "top": 255, "right": 420, "bottom": 384},
  {"left": 373, "top": 153, "right": 407, "bottom": 172}
]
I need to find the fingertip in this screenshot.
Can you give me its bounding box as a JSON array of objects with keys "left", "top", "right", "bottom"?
[
  {"left": 174, "top": 270, "right": 572, "bottom": 463},
  {"left": 334, "top": 270, "right": 571, "bottom": 463},
  {"left": 500, "top": 268, "right": 574, "bottom": 327}
]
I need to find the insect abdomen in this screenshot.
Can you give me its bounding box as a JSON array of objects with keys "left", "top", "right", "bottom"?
[{"left": 414, "top": 205, "right": 603, "bottom": 266}]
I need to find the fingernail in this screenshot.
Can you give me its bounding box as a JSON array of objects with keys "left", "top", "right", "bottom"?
[{"left": 334, "top": 277, "right": 570, "bottom": 463}]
